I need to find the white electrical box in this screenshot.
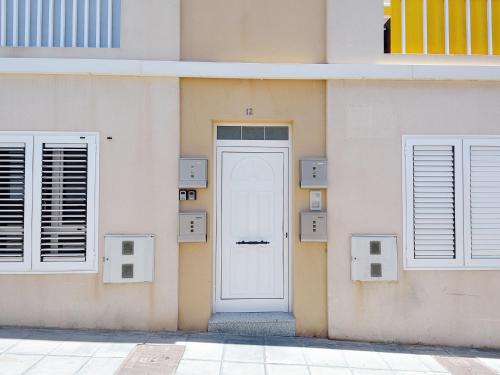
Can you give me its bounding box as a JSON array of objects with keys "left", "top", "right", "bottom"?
[
  {"left": 103, "top": 235, "right": 154, "bottom": 283},
  {"left": 351, "top": 235, "right": 397, "bottom": 282}
]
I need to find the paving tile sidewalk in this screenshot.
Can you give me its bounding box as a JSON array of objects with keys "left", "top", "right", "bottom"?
[{"left": 0, "top": 327, "right": 499, "bottom": 374}]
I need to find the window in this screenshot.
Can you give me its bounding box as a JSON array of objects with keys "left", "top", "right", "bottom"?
[
  {"left": 404, "top": 136, "right": 500, "bottom": 269},
  {"left": 0, "top": 0, "right": 121, "bottom": 48},
  {"left": 0, "top": 133, "right": 98, "bottom": 273},
  {"left": 216, "top": 126, "right": 289, "bottom": 141}
]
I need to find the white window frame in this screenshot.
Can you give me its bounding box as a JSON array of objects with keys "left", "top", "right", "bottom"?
[
  {"left": 463, "top": 138, "right": 500, "bottom": 269},
  {"left": 403, "top": 135, "right": 500, "bottom": 270},
  {"left": 0, "top": 132, "right": 99, "bottom": 274},
  {"left": 0, "top": 135, "right": 33, "bottom": 272}
]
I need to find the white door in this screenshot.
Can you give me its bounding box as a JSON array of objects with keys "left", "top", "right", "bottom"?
[{"left": 216, "top": 147, "right": 289, "bottom": 312}]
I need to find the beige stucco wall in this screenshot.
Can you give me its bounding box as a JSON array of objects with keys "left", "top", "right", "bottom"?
[
  {"left": 326, "top": 0, "right": 383, "bottom": 63},
  {"left": 179, "top": 78, "right": 328, "bottom": 337},
  {"left": 0, "top": 0, "right": 180, "bottom": 60},
  {"left": 0, "top": 75, "right": 180, "bottom": 330},
  {"left": 181, "top": 0, "right": 326, "bottom": 63},
  {"left": 327, "top": 80, "right": 500, "bottom": 348}
]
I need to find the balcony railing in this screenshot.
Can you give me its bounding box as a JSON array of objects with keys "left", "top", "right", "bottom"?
[
  {"left": 0, "top": 0, "right": 120, "bottom": 48},
  {"left": 386, "top": 0, "right": 500, "bottom": 55}
]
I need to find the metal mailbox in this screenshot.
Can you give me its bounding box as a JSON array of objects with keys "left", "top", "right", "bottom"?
[
  {"left": 179, "top": 158, "right": 208, "bottom": 188},
  {"left": 300, "top": 211, "right": 328, "bottom": 242},
  {"left": 300, "top": 159, "right": 327, "bottom": 188},
  {"left": 178, "top": 212, "right": 207, "bottom": 243}
]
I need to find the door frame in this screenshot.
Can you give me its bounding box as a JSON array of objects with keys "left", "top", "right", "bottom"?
[{"left": 212, "top": 123, "right": 292, "bottom": 313}]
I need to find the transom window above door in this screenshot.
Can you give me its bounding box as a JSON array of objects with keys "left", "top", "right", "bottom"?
[{"left": 217, "top": 126, "right": 289, "bottom": 141}]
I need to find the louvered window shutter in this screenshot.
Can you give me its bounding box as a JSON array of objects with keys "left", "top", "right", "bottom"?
[
  {"left": 32, "top": 135, "right": 97, "bottom": 272},
  {"left": 464, "top": 139, "right": 500, "bottom": 267},
  {"left": 0, "top": 136, "right": 33, "bottom": 272},
  {"left": 405, "top": 138, "right": 464, "bottom": 268}
]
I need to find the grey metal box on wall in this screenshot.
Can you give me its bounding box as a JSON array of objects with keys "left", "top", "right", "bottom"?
[
  {"left": 300, "top": 212, "right": 327, "bottom": 242},
  {"left": 103, "top": 235, "right": 154, "bottom": 283},
  {"left": 179, "top": 158, "right": 208, "bottom": 188},
  {"left": 178, "top": 212, "right": 207, "bottom": 243},
  {"left": 300, "top": 159, "right": 327, "bottom": 188},
  {"left": 351, "top": 235, "right": 398, "bottom": 281}
]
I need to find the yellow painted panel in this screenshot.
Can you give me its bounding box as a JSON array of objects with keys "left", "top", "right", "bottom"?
[
  {"left": 493, "top": 0, "right": 500, "bottom": 54},
  {"left": 385, "top": 5, "right": 392, "bottom": 16},
  {"left": 391, "top": 0, "right": 403, "bottom": 53},
  {"left": 471, "top": 0, "right": 488, "bottom": 54},
  {"left": 428, "top": 0, "right": 446, "bottom": 53},
  {"left": 406, "top": 0, "right": 424, "bottom": 53},
  {"left": 449, "top": 0, "right": 467, "bottom": 54}
]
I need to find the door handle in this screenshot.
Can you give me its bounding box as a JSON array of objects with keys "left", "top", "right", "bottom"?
[{"left": 236, "top": 241, "right": 270, "bottom": 245}]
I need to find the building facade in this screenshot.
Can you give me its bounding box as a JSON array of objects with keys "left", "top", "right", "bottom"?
[{"left": 0, "top": 0, "right": 499, "bottom": 349}]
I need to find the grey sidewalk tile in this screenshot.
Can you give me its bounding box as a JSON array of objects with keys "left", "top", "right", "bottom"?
[
  {"left": 335, "top": 341, "right": 375, "bottom": 352},
  {"left": 265, "top": 345, "right": 306, "bottom": 365},
  {"left": 418, "top": 355, "right": 450, "bottom": 373},
  {"left": 224, "top": 342, "right": 265, "bottom": 363},
  {"left": 310, "top": 367, "right": 353, "bottom": 375},
  {"left": 69, "top": 331, "right": 120, "bottom": 344},
  {"left": 182, "top": 341, "right": 224, "bottom": 361},
  {"left": 6, "top": 338, "right": 63, "bottom": 355},
  {"left": 303, "top": 346, "right": 348, "bottom": 367},
  {"left": 351, "top": 370, "right": 394, "bottom": 375},
  {"left": 0, "top": 338, "right": 21, "bottom": 354},
  {"left": 395, "top": 344, "right": 449, "bottom": 356},
  {"left": 26, "top": 329, "right": 75, "bottom": 341},
  {"left": 76, "top": 357, "right": 125, "bottom": 375},
  {"left": 0, "top": 354, "right": 42, "bottom": 375},
  {"left": 147, "top": 332, "right": 189, "bottom": 345},
  {"left": 342, "top": 349, "right": 391, "bottom": 370},
  {"left": 301, "top": 337, "right": 339, "bottom": 349},
  {"left": 176, "top": 359, "right": 221, "bottom": 375},
  {"left": 480, "top": 357, "right": 500, "bottom": 372},
  {"left": 266, "top": 364, "right": 309, "bottom": 375},
  {"left": 101, "top": 331, "right": 151, "bottom": 344},
  {"left": 224, "top": 334, "right": 265, "bottom": 345},
  {"left": 394, "top": 372, "right": 450, "bottom": 375},
  {"left": 221, "top": 362, "right": 266, "bottom": 375},
  {"left": 188, "top": 332, "right": 226, "bottom": 343},
  {"left": 24, "top": 355, "right": 89, "bottom": 375},
  {"left": 380, "top": 352, "right": 432, "bottom": 372},
  {"left": 265, "top": 336, "right": 306, "bottom": 347},
  {"left": 93, "top": 342, "right": 138, "bottom": 358},
  {"left": 49, "top": 340, "right": 103, "bottom": 357}
]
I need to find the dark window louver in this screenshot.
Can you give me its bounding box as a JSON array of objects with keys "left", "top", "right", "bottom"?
[
  {"left": 0, "top": 145, "right": 25, "bottom": 262},
  {"left": 40, "top": 143, "right": 88, "bottom": 263}
]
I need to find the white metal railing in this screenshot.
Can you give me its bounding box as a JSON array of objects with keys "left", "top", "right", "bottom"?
[
  {"left": 0, "top": 0, "right": 120, "bottom": 48},
  {"left": 400, "top": 0, "right": 494, "bottom": 55}
]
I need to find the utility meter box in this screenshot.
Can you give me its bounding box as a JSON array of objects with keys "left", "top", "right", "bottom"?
[
  {"left": 300, "top": 159, "right": 327, "bottom": 188},
  {"left": 103, "top": 235, "right": 154, "bottom": 283},
  {"left": 178, "top": 212, "right": 207, "bottom": 243},
  {"left": 351, "top": 235, "right": 398, "bottom": 282},
  {"left": 179, "top": 158, "right": 208, "bottom": 188},
  {"left": 300, "top": 212, "right": 327, "bottom": 242}
]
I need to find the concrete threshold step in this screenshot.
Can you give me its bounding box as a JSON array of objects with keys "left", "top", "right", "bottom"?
[{"left": 208, "top": 312, "right": 296, "bottom": 337}]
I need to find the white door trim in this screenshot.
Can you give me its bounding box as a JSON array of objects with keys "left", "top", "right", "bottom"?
[{"left": 212, "top": 124, "right": 291, "bottom": 313}]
